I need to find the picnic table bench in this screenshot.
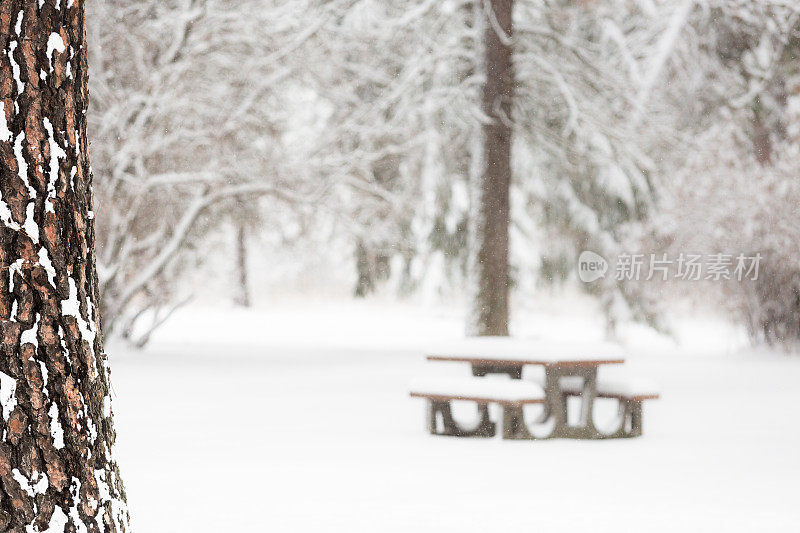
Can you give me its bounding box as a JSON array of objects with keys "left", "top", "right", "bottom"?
[
  {"left": 409, "top": 377, "right": 545, "bottom": 437},
  {"left": 411, "top": 338, "right": 659, "bottom": 440}
]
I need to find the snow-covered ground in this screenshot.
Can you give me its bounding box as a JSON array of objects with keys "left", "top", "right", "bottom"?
[{"left": 109, "top": 298, "right": 800, "bottom": 532}]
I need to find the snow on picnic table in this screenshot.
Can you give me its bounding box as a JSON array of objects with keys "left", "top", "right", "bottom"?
[
  {"left": 555, "top": 375, "right": 661, "bottom": 397},
  {"left": 109, "top": 300, "right": 800, "bottom": 532},
  {"left": 426, "top": 336, "right": 625, "bottom": 363},
  {"left": 409, "top": 375, "right": 545, "bottom": 402}
]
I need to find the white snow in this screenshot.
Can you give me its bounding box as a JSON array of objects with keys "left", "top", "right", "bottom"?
[
  {"left": 61, "top": 278, "right": 97, "bottom": 366},
  {"left": 0, "top": 198, "right": 19, "bottom": 230},
  {"left": 47, "top": 33, "right": 65, "bottom": 58},
  {"left": 12, "top": 468, "right": 48, "bottom": 497},
  {"left": 22, "top": 202, "right": 38, "bottom": 243},
  {"left": 38, "top": 247, "right": 57, "bottom": 287},
  {"left": 47, "top": 507, "right": 69, "bottom": 531},
  {"left": 409, "top": 376, "right": 544, "bottom": 402},
  {"left": 13, "top": 133, "right": 28, "bottom": 191},
  {"left": 8, "top": 258, "right": 25, "bottom": 294},
  {"left": 108, "top": 299, "right": 800, "bottom": 532},
  {"left": 49, "top": 402, "right": 64, "bottom": 449},
  {"left": 19, "top": 322, "right": 37, "bottom": 347},
  {"left": 8, "top": 40, "right": 24, "bottom": 94},
  {"left": 43, "top": 118, "right": 66, "bottom": 213},
  {"left": 0, "top": 371, "right": 17, "bottom": 421},
  {"left": 0, "top": 102, "right": 10, "bottom": 141}
]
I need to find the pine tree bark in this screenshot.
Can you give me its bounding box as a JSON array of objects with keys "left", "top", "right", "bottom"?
[
  {"left": 0, "top": 1, "right": 128, "bottom": 531},
  {"left": 474, "top": 0, "right": 514, "bottom": 336}
]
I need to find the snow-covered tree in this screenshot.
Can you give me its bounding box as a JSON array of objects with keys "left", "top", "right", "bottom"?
[
  {"left": 260, "top": 0, "right": 690, "bottom": 332},
  {"left": 87, "top": 0, "right": 327, "bottom": 343},
  {"left": 296, "top": 0, "right": 481, "bottom": 299},
  {"left": 657, "top": 0, "right": 800, "bottom": 344},
  {"left": 79, "top": 0, "right": 800, "bottom": 344},
  {"left": 510, "top": 0, "right": 691, "bottom": 332}
]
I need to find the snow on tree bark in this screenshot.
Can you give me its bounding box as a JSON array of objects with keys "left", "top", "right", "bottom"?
[
  {"left": 474, "top": 0, "right": 514, "bottom": 336},
  {"left": 0, "top": 1, "right": 128, "bottom": 531}
]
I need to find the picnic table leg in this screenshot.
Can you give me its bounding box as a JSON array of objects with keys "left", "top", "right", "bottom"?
[
  {"left": 543, "top": 366, "right": 601, "bottom": 439},
  {"left": 501, "top": 404, "right": 536, "bottom": 439},
  {"left": 543, "top": 367, "right": 568, "bottom": 438},
  {"left": 578, "top": 367, "right": 599, "bottom": 433},
  {"left": 426, "top": 400, "right": 441, "bottom": 434},
  {"left": 427, "top": 399, "right": 496, "bottom": 437},
  {"left": 600, "top": 398, "right": 630, "bottom": 439},
  {"left": 473, "top": 403, "right": 496, "bottom": 437},
  {"left": 594, "top": 397, "right": 648, "bottom": 439},
  {"left": 627, "top": 399, "right": 643, "bottom": 438}
]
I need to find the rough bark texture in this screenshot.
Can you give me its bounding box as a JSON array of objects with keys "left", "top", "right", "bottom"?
[
  {"left": 474, "top": 0, "right": 514, "bottom": 336},
  {"left": 0, "top": 1, "right": 128, "bottom": 531}
]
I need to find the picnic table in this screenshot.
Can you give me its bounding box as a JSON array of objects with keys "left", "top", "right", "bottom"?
[{"left": 417, "top": 338, "right": 656, "bottom": 440}]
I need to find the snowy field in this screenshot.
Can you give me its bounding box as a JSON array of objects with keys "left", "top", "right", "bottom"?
[{"left": 109, "top": 299, "right": 800, "bottom": 532}]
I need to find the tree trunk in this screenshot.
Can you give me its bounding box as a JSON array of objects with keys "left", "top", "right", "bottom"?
[
  {"left": 234, "top": 223, "right": 251, "bottom": 307},
  {"left": 473, "top": 0, "right": 514, "bottom": 336},
  {"left": 0, "top": 1, "right": 129, "bottom": 531},
  {"left": 354, "top": 240, "right": 373, "bottom": 297}
]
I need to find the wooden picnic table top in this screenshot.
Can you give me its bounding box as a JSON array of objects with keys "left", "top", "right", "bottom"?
[{"left": 426, "top": 337, "right": 625, "bottom": 367}]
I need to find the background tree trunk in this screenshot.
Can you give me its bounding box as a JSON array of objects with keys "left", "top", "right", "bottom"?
[
  {"left": 234, "top": 223, "right": 251, "bottom": 307},
  {"left": 473, "top": 0, "right": 514, "bottom": 336},
  {"left": 354, "top": 239, "right": 374, "bottom": 297},
  {"left": 0, "top": 1, "right": 128, "bottom": 531}
]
